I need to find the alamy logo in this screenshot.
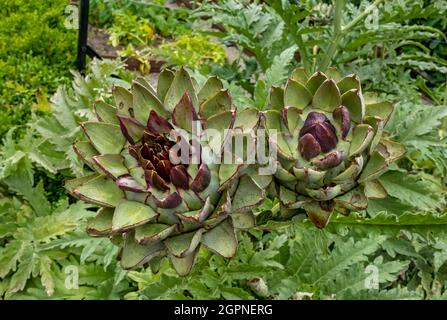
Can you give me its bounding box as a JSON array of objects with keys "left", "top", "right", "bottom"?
[
  {"left": 364, "top": 6, "right": 379, "bottom": 30},
  {"left": 64, "top": 5, "right": 79, "bottom": 30},
  {"left": 364, "top": 264, "right": 379, "bottom": 290},
  {"left": 64, "top": 265, "right": 79, "bottom": 290}
]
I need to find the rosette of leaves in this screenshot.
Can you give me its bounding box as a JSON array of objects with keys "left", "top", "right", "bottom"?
[
  {"left": 262, "top": 68, "right": 405, "bottom": 228},
  {"left": 65, "top": 68, "right": 265, "bottom": 275}
]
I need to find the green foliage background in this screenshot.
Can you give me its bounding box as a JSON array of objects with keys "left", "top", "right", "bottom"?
[
  {"left": 0, "top": 0, "right": 447, "bottom": 300},
  {"left": 0, "top": 0, "right": 77, "bottom": 139}
]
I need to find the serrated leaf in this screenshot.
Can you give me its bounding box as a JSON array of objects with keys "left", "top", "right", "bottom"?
[
  {"left": 264, "top": 46, "right": 298, "bottom": 87},
  {"left": 379, "top": 171, "right": 444, "bottom": 210}
]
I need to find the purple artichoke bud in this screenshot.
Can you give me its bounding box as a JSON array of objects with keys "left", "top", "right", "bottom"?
[
  {"left": 155, "top": 192, "right": 183, "bottom": 209},
  {"left": 313, "top": 151, "right": 345, "bottom": 170},
  {"left": 127, "top": 111, "right": 213, "bottom": 194},
  {"left": 129, "top": 111, "right": 195, "bottom": 193},
  {"left": 147, "top": 110, "right": 173, "bottom": 133},
  {"left": 191, "top": 163, "right": 211, "bottom": 193},
  {"left": 333, "top": 106, "right": 351, "bottom": 139},
  {"left": 299, "top": 133, "right": 322, "bottom": 160},
  {"left": 170, "top": 165, "right": 190, "bottom": 189},
  {"left": 145, "top": 170, "right": 169, "bottom": 192},
  {"left": 299, "top": 112, "right": 338, "bottom": 159}
]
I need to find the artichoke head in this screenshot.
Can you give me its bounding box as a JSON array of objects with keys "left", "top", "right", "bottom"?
[
  {"left": 66, "top": 68, "right": 264, "bottom": 275},
  {"left": 263, "top": 68, "right": 405, "bottom": 228}
]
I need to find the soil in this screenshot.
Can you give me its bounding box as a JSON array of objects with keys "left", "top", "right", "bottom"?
[{"left": 88, "top": 26, "right": 121, "bottom": 59}]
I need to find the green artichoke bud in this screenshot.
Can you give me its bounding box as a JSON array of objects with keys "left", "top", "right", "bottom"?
[
  {"left": 263, "top": 69, "right": 405, "bottom": 228},
  {"left": 66, "top": 68, "right": 265, "bottom": 275}
]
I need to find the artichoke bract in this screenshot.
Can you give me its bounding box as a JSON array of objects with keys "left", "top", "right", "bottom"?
[
  {"left": 65, "top": 68, "right": 265, "bottom": 275},
  {"left": 263, "top": 68, "right": 405, "bottom": 228}
]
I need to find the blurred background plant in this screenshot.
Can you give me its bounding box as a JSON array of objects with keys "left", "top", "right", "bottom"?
[
  {"left": 154, "top": 34, "right": 226, "bottom": 71},
  {"left": 0, "top": 0, "right": 77, "bottom": 139}
]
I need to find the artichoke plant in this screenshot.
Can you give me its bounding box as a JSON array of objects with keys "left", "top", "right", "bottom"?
[
  {"left": 262, "top": 68, "right": 405, "bottom": 228},
  {"left": 65, "top": 68, "right": 265, "bottom": 275}
]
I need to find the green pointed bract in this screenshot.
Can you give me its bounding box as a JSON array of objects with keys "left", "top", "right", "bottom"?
[
  {"left": 264, "top": 110, "right": 285, "bottom": 131},
  {"left": 157, "top": 69, "right": 175, "bottom": 102},
  {"left": 68, "top": 68, "right": 267, "bottom": 275},
  {"left": 364, "top": 116, "right": 384, "bottom": 155},
  {"left": 231, "top": 176, "right": 265, "bottom": 213},
  {"left": 129, "top": 166, "right": 146, "bottom": 187},
  {"left": 134, "top": 76, "right": 157, "bottom": 95},
  {"left": 358, "top": 151, "right": 387, "bottom": 183},
  {"left": 113, "top": 85, "right": 133, "bottom": 116},
  {"left": 275, "top": 165, "right": 296, "bottom": 182},
  {"left": 306, "top": 185, "right": 343, "bottom": 201},
  {"left": 325, "top": 67, "right": 341, "bottom": 82},
  {"left": 177, "top": 197, "right": 214, "bottom": 223},
  {"left": 337, "top": 74, "right": 361, "bottom": 94},
  {"left": 112, "top": 200, "right": 158, "bottom": 232},
  {"left": 263, "top": 110, "right": 293, "bottom": 158},
  {"left": 172, "top": 92, "right": 198, "bottom": 132},
  {"left": 284, "top": 107, "right": 302, "bottom": 133},
  {"left": 72, "top": 141, "right": 100, "bottom": 170},
  {"left": 149, "top": 256, "right": 163, "bottom": 274},
  {"left": 66, "top": 174, "right": 125, "bottom": 207},
  {"left": 203, "top": 192, "right": 231, "bottom": 229},
  {"left": 199, "top": 89, "right": 232, "bottom": 119},
  {"left": 333, "top": 187, "right": 368, "bottom": 210},
  {"left": 132, "top": 81, "right": 168, "bottom": 122},
  {"left": 231, "top": 212, "right": 255, "bottom": 229},
  {"left": 312, "top": 79, "right": 341, "bottom": 112},
  {"left": 290, "top": 67, "right": 308, "bottom": 85},
  {"left": 366, "top": 101, "right": 394, "bottom": 124},
  {"left": 93, "top": 154, "right": 128, "bottom": 179},
  {"left": 86, "top": 207, "right": 114, "bottom": 236},
  {"left": 201, "top": 218, "right": 237, "bottom": 258},
  {"left": 233, "top": 108, "right": 259, "bottom": 133},
  {"left": 263, "top": 69, "right": 405, "bottom": 228},
  {"left": 198, "top": 76, "right": 224, "bottom": 104},
  {"left": 293, "top": 167, "right": 326, "bottom": 184},
  {"left": 284, "top": 79, "right": 312, "bottom": 109},
  {"left": 280, "top": 185, "right": 298, "bottom": 207},
  {"left": 135, "top": 223, "right": 177, "bottom": 245},
  {"left": 205, "top": 111, "right": 235, "bottom": 153},
  {"left": 349, "top": 124, "right": 374, "bottom": 156},
  {"left": 169, "top": 248, "right": 198, "bottom": 276},
  {"left": 218, "top": 162, "right": 243, "bottom": 190},
  {"left": 341, "top": 89, "right": 365, "bottom": 123},
  {"left": 363, "top": 179, "right": 387, "bottom": 199},
  {"left": 164, "top": 67, "right": 198, "bottom": 112},
  {"left": 82, "top": 122, "right": 125, "bottom": 154},
  {"left": 178, "top": 189, "right": 203, "bottom": 211},
  {"left": 378, "top": 139, "right": 406, "bottom": 163},
  {"left": 121, "top": 232, "right": 165, "bottom": 270},
  {"left": 94, "top": 101, "right": 119, "bottom": 125},
  {"left": 332, "top": 157, "right": 363, "bottom": 183},
  {"left": 65, "top": 173, "right": 98, "bottom": 191},
  {"left": 269, "top": 86, "right": 285, "bottom": 110},
  {"left": 205, "top": 110, "right": 234, "bottom": 132},
  {"left": 247, "top": 168, "right": 273, "bottom": 189},
  {"left": 164, "top": 229, "right": 204, "bottom": 258},
  {"left": 306, "top": 71, "right": 328, "bottom": 94}
]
